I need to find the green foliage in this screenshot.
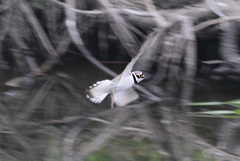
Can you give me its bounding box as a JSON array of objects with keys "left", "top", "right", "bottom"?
[
  {"left": 187, "top": 99, "right": 240, "bottom": 107},
  {"left": 187, "top": 99, "right": 240, "bottom": 118},
  {"left": 225, "top": 99, "right": 240, "bottom": 107},
  {"left": 88, "top": 151, "right": 113, "bottom": 161},
  {"left": 186, "top": 102, "right": 223, "bottom": 106},
  {"left": 86, "top": 139, "right": 217, "bottom": 161},
  {"left": 192, "top": 150, "right": 216, "bottom": 161},
  {"left": 44, "top": 130, "right": 64, "bottom": 161},
  {"left": 28, "top": 0, "right": 44, "bottom": 9},
  {"left": 86, "top": 139, "right": 164, "bottom": 161}
]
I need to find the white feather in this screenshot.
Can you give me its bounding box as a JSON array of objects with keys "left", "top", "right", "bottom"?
[
  {"left": 87, "top": 80, "right": 115, "bottom": 103},
  {"left": 113, "top": 88, "right": 139, "bottom": 106}
]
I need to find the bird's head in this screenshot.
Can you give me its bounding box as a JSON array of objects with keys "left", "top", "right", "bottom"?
[{"left": 132, "top": 71, "right": 145, "bottom": 83}]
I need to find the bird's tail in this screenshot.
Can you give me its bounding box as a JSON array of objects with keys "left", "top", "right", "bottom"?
[{"left": 86, "top": 79, "right": 114, "bottom": 104}]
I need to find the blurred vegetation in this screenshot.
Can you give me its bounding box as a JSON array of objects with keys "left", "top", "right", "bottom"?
[
  {"left": 1, "top": 0, "right": 240, "bottom": 161},
  {"left": 87, "top": 139, "right": 164, "bottom": 161},
  {"left": 192, "top": 150, "right": 216, "bottom": 161},
  {"left": 189, "top": 99, "right": 240, "bottom": 118}
]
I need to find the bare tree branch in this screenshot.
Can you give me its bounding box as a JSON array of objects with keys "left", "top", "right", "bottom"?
[
  {"left": 98, "top": 0, "right": 140, "bottom": 57},
  {"left": 18, "top": 0, "right": 59, "bottom": 60},
  {"left": 65, "top": 0, "right": 116, "bottom": 77}
]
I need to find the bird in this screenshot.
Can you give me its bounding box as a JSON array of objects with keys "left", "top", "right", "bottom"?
[{"left": 86, "top": 58, "right": 145, "bottom": 108}]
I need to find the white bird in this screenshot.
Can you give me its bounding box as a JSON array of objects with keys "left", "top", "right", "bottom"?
[{"left": 86, "top": 58, "right": 145, "bottom": 108}]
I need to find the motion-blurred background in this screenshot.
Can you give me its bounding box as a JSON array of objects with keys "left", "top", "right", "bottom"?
[{"left": 1, "top": 0, "right": 240, "bottom": 161}]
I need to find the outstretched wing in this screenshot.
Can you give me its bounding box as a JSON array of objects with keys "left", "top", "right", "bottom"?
[
  {"left": 117, "top": 32, "right": 157, "bottom": 83},
  {"left": 117, "top": 58, "right": 137, "bottom": 85}
]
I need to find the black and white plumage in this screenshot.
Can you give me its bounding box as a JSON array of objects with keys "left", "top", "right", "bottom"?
[{"left": 86, "top": 58, "right": 145, "bottom": 107}]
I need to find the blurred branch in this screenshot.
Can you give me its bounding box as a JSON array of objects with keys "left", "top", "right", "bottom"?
[
  {"left": 65, "top": 0, "right": 116, "bottom": 77},
  {"left": 195, "top": 16, "right": 240, "bottom": 31},
  {"left": 10, "top": 100, "right": 156, "bottom": 131},
  {"left": 0, "top": 3, "right": 12, "bottom": 69},
  {"left": 218, "top": 22, "right": 240, "bottom": 62},
  {"left": 192, "top": 134, "right": 240, "bottom": 160},
  {"left": 0, "top": 104, "right": 37, "bottom": 161},
  {"left": 205, "top": 0, "right": 228, "bottom": 18},
  {"left": 63, "top": 121, "right": 83, "bottom": 161},
  {"left": 58, "top": 79, "right": 93, "bottom": 108},
  {"left": 64, "top": 0, "right": 160, "bottom": 103},
  {"left": 18, "top": 78, "right": 56, "bottom": 120},
  {"left": 144, "top": 0, "right": 168, "bottom": 28},
  {"left": 18, "top": 0, "right": 59, "bottom": 61},
  {"left": 55, "top": 31, "right": 72, "bottom": 55},
  {"left": 44, "top": 0, "right": 60, "bottom": 47},
  {"left": 146, "top": 29, "right": 177, "bottom": 86},
  {"left": 50, "top": 0, "right": 103, "bottom": 16},
  {"left": 0, "top": 3, "right": 11, "bottom": 41},
  {"left": 0, "top": 0, "right": 14, "bottom": 13},
  {"left": 1, "top": 1, "right": 240, "bottom": 161},
  {"left": 178, "top": 17, "right": 197, "bottom": 160},
  {"left": 98, "top": 0, "right": 140, "bottom": 57},
  {"left": 62, "top": 113, "right": 149, "bottom": 160},
  {"left": 50, "top": 0, "right": 232, "bottom": 30},
  {"left": 73, "top": 108, "right": 130, "bottom": 161},
  {"left": 13, "top": 115, "right": 151, "bottom": 134},
  {"left": 138, "top": 107, "right": 171, "bottom": 156},
  {"left": 0, "top": 150, "right": 19, "bottom": 161},
  {"left": 166, "top": 30, "right": 187, "bottom": 91},
  {"left": 181, "top": 18, "right": 197, "bottom": 105}
]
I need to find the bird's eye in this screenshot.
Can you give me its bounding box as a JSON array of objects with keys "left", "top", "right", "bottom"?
[{"left": 137, "top": 74, "right": 144, "bottom": 78}]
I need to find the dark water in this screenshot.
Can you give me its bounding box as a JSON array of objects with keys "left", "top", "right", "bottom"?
[{"left": 1, "top": 56, "right": 240, "bottom": 161}]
